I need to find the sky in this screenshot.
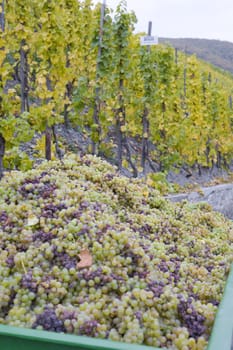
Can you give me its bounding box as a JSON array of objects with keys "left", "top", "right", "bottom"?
[{"left": 92, "top": 0, "right": 233, "bottom": 43}]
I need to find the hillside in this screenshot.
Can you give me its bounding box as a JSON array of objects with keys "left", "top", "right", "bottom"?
[{"left": 159, "top": 38, "right": 233, "bottom": 75}]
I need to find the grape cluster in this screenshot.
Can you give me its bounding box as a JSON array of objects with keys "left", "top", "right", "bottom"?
[
  {"left": 20, "top": 272, "right": 38, "bottom": 293},
  {"left": 177, "top": 297, "right": 206, "bottom": 339},
  {"left": 19, "top": 176, "right": 57, "bottom": 200},
  {"left": 0, "top": 153, "right": 232, "bottom": 350},
  {"left": 32, "top": 307, "right": 65, "bottom": 332},
  {"left": 52, "top": 246, "right": 77, "bottom": 269},
  {"left": 42, "top": 203, "right": 67, "bottom": 218},
  {"left": 32, "top": 230, "right": 54, "bottom": 243},
  {"left": 0, "top": 211, "right": 8, "bottom": 224}
]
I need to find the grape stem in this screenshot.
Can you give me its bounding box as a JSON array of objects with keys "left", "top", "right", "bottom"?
[{"left": 21, "top": 259, "right": 27, "bottom": 274}]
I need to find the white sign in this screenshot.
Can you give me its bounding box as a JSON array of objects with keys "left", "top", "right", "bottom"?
[{"left": 140, "top": 35, "right": 158, "bottom": 46}]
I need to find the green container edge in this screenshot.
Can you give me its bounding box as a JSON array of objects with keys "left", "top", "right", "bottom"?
[
  {"left": 207, "top": 263, "right": 233, "bottom": 350},
  {"left": 0, "top": 324, "right": 165, "bottom": 350},
  {"left": 0, "top": 264, "right": 232, "bottom": 350}
]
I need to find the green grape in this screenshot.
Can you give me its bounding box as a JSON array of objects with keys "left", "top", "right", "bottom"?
[{"left": 0, "top": 154, "right": 232, "bottom": 349}]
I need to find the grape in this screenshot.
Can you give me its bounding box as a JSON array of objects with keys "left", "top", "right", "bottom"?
[
  {"left": 21, "top": 271, "right": 38, "bottom": 293},
  {"left": 32, "top": 230, "right": 54, "bottom": 243},
  {"left": 0, "top": 153, "right": 232, "bottom": 350},
  {"left": 32, "top": 307, "right": 65, "bottom": 332},
  {"left": 177, "top": 297, "right": 206, "bottom": 339}
]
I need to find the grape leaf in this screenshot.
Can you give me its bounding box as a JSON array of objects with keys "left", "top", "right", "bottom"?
[
  {"left": 27, "top": 214, "right": 39, "bottom": 226},
  {"left": 77, "top": 249, "right": 92, "bottom": 269}
]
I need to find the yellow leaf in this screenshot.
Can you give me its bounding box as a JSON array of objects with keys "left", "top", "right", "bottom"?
[
  {"left": 15, "top": 24, "right": 23, "bottom": 31},
  {"left": 8, "top": 88, "right": 16, "bottom": 95},
  {"left": 38, "top": 76, "right": 46, "bottom": 85},
  {"left": 22, "top": 45, "right": 29, "bottom": 51},
  {"left": 143, "top": 190, "right": 149, "bottom": 198},
  {"left": 27, "top": 214, "right": 39, "bottom": 226},
  {"left": 120, "top": 125, "right": 127, "bottom": 132},
  {"left": 122, "top": 159, "right": 128, "bottom": 168}
]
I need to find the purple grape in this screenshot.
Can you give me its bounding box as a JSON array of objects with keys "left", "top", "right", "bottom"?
[
  {"left": 147, "top": 280, "right": 164, "bottom": 297},
  {"left": 41, "top": 203, "right": 67, "bottom": 218},
  {"left": 32, "top": 306, "right": 65, "bottom": 332},
  {"left": 177, "top": 299, "right": 206, "bottom": 339},
  {"left": 21, "top": 271, "right": 38, "bottom": 293},
  {"left": 33, "top": 230, "right": 54, "bottom": 242},
  {"left": 52, "top": 246, "right": 77, "bottom": 269},
  {"left": 5, "top": 255, "right": 15, "bottom": 268},
  {"left": 79, "top": 319, "right": 98, "bottom": 337},
  {"left": 0, "top": 211, "right": 9, "bottom": 229}
]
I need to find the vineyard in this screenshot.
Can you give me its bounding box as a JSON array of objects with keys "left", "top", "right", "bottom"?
[{"left": 0, "top": 0, "right": 232, "bottom": 179}]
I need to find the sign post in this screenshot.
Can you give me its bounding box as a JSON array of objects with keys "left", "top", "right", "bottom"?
[{"left": 140, "top": 21, "right": 158, "bottom": 47}]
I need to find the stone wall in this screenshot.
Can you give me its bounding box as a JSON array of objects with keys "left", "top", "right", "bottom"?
[{"left": 166, "top": 183, "right": 233, "bottom": 219}]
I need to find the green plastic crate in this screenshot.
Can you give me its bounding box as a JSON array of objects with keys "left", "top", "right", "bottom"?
[
  {"left": 0, "top": 264, "right": 232, "bottom": 350},
  {"left": 206, "top": 263, "right": 233, "bottom": 350}
]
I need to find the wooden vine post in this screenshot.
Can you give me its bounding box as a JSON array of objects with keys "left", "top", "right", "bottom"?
[
  {"left": 140, "top": 21, "right": 158, "bottom": 174},
  {"left": 0, "top": 0, "right": 5, "bottom": 179},
  {"left": 92, "top": 0, "right": 106, "bottom": 155},
  {"left": 20, "top": 39, "right": 29, "bottom": 113}
]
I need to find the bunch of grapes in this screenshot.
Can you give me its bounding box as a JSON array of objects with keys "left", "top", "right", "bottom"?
[{"left": 0, "top": 154, "right": 232, "bottom": 350}]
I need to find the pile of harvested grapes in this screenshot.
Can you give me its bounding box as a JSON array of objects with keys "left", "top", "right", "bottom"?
[{"left": 0, "top": 154, "right": 232, "bottom": 350}]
